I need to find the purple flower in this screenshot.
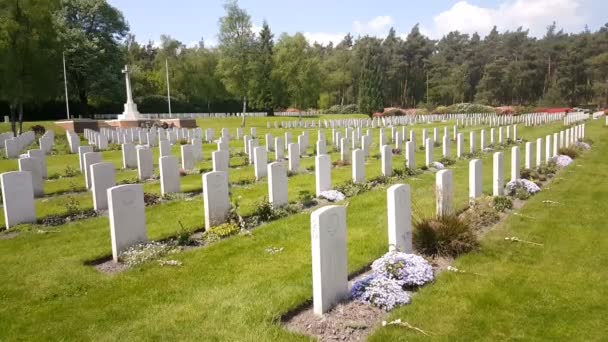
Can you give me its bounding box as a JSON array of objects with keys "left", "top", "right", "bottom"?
[
  {"left": 371, "top": 251, "right": 434, "bottom": 286},
  {"left": 431, "top": 161, "right": 445, "bottom": 170},
  {"left": 575, "top": 141, "right": 590, "bottom": 150},
  {"left": 350, "top": 274, "right": 411, "bottom": 311},
  {"left": 553, "top": 155, "right": 573, "bottom": 168},
  {"left": 506, "top": 179, "right": 541, "bottom": 194},
  {"left": 318, "top": 190, "right": 346, "bottom": 202}
]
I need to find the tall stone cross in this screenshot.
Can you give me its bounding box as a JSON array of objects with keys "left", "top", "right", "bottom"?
[{"left": 122, "top": 65, "right": 134, "bottom": 104}]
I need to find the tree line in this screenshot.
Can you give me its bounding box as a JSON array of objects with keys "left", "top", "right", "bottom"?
[{"left": 1, "top": 0, "right": 608, "bottom": 132}]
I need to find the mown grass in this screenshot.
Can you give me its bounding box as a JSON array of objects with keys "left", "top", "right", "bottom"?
[
  {"left": 369, "top": 121, "right": 607, "bottom": 341},
  {"left": 0, "top": 115, "right": 594, "bottom": 340}
]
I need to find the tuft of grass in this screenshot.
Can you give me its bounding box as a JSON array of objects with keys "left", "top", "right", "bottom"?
[
  {"left": 558, "top": 146, "right": 579, "bottom": 159},
  {"left": 413, "top": 216, "right": 479, "bottom": 257}
]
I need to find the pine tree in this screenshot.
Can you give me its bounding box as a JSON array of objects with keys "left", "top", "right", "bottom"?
[
  {"left": 358, "top": 43, "right": 384, "bottom": 115},
  {"left": 249, "top": 21, "right": 275, "bottom": 115}
]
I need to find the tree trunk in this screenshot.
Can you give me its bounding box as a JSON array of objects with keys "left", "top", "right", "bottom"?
[
  {"left": 240, "top": 96, "right": 246, "bottom": 127},
  {"left": 9, "top": 103, "right": 17, "bottom": 137},
  {"left": 18, "top": 102, "right": 24, "bottom": 135},
  {"left": 79, "top": 89, "right": 89, "bottom": 118}
]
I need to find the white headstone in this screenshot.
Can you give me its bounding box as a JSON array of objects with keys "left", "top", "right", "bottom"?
[
  {"left": 511, "top": 146, "right": 520, "bottom": 181},
  {"left": 18, "top": 157, "right": 43, "bottom": 197},
  {"left": 83, "top": 152, "right": 102, "bottom": 189},
  {"left": 122, "top": 143, "right": 137, "bottom": 169},
  {"left": 425, "top": 138, "right": 434, "bottom": 166},
  {"left": 493, "top": 152, "right": 504, "bottom": 196},
  {"left": 159, "top": 156, "right": 180, "bottom": 196},
  {"left": 254, "top": 146, "right": 268, "bottom": 180},
  {"left": 268, "top": 162, "right": 288, "bottom": 208},
  {"left": 288, "top": 143, "right": 300, "bottom": 172},
  {"left": 78, "top": 146, "right": 94, "bottom": 172},
  {"left": 181, "top": 144, "right": 195, "bottom": 171},
  {"left": 381, "top": 145, "right": 392, "bottom": 177},
  {"left": 469, "top": 159, "right": 482, "bottom": 200},
  {"left": 352, "top": 149, "right": 365, "bottom": 183},
  {"left": 0, "top": 171, "right": 36, "bottom": 229},
  {"left": 405, "top": 141, "right": 415, "bottom": 169},
  {"left": 136, "top": 147, "right": 153, "bottom": 180},
  {"left": 387, "top": 184, "right": 412, "bottom": 253},
  {"left": 315, "top": 154, "right": 331, "bottom": 197},
  {"left": 436, "top": 169, "right": 454, "bottom": 218},
  {"left": 91, "top": 162, "right": 116, "bottom": 211},
  {"left": 108, "top": 184, "right": 147, "bottom": 262},
  {"left": 202, "top": 171, "right": 231, "bottom": 230},
  {"left": 311, "top": 205, "right": 348, "bottom": 316},
  {"left": 525, "top": 142, "right": 533, "bottom": 169},
  {"left": 212, "top": 150, "right": 230, "bottom": 172},
  {"left": 159, "top": 140, "right": 171, "bottom": 157}
]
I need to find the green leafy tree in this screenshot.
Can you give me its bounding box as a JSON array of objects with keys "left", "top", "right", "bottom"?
[
  {"left": 273, "top": 33, "right": 321, "bottom": 109},
  {"left": 217, "top": 0, "right": 254, "bottom": 121},
  {"left": 0, "top": 0, "right": 60, "bottom": 135},
  {"left": 357, "top": 38, "right": 384, "bottom": 115},
  {"left": 248, "top": 21, "right": 275, "bottom": 115},
  {"left": 55, "top": 0, "right": 128, "bottom": 116}
]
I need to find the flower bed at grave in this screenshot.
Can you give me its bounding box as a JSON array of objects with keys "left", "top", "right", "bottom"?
[
  {"left": 319, "top": 190, "right": 346, "bottom": 202},
  {"left": 350, "top": 252, "right": 434, "bottom": 311},
  {"left": 553, "top": 155, "right": 574, "bottom": 168},
  {"left": 506, "top": 179, "right": 541, "bottom": 195}
]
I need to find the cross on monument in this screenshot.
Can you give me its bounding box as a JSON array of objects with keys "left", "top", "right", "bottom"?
[
  {"left": 122, "top": 65, "right": 134, "bottom": 104},
  {"left": 119, "top": 64, "right": 140, "bottom": 120}
]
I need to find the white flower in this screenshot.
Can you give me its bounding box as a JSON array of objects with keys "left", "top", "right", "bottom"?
[
  {"left": 319, "top": 190, "right": 346, "bottom": 202},
  {"left": 431, "top": 161, "right": 445, "bottom": 169}
]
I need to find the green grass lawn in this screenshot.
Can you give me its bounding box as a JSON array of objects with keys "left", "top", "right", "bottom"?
[
  {"left": 370, "top": 121, "right": 608, "bottom": 341},
  {"left": 0, "top": 115, "right": 601, "bottom": 340}
]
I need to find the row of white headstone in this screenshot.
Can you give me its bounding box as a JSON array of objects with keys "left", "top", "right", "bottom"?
[
  {"left": 266, "top": 111, "right": 569, "bottom": 131},
  {"left": 310, "top": 123, "right": 588, "bottom": 316},
  {"left": 3, "top": 131, "right": 36, "bottom": 159}
]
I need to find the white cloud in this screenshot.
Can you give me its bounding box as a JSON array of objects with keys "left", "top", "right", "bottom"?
[
  {"left": 303, "top": 32, "right": 346, "bottom": 46},
  {"left": 427, "top": 0, "right": 585, "bottom": 38},
  {"left": 303, "top": 15, "right": 395, "bottom": 46},
  {"left": 353, "top": 15, "right": 394, "bottom": 35}
]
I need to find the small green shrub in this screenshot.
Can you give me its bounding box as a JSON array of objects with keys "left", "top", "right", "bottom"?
[
  {"left": 514, "top": 188, "right": 530, "bottom": 200},
  {"left": 461, "top": 197, "right": 500, "bottom": 230},
  {"left": 65, "top": 195, "right": 81, "bottom": 215},
  {"left": 439, "top": 157, "right": 456, "bottom": 166},
  {"left": 143, "top": 192, "right": 161, "bottom": 206},
  {"left": 335, "top": 181, "right": 373, "bottom": 197},
  {"left": 298, "top": 190, "right": 317, "bottom": 207},
  {"left": 558, "top": 146, "right": 579, "bottom": 159},
  {"left": 206, "top": 223, "right": 241, "bottom": 239},
  {"left": 63, "top": 165, "right": 78, "bottom": 178},
  {"left": 413, "top": 216, "right": 479, "bottom": 257},
  {"left": 305, "top": 165, "right": 315, "bottom": 172},
  {"left": 176, "top": 221, "right": 196, "bottom": 246},
  {"left": 493, "top": 196, "right": 513, "bottom": 212}
]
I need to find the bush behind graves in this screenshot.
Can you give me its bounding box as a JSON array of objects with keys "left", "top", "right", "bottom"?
[{"left": 413, "top": 216, "right": 479, "bottom": 257}]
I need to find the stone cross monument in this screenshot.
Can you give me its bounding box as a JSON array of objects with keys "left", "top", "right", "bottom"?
[{"left": 118, "top": 65, "right": 140, "bottom": 120}]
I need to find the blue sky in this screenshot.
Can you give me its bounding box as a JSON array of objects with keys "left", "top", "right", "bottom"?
[{"left": 107, "top": 0, "right": 608, "bottom": 46}]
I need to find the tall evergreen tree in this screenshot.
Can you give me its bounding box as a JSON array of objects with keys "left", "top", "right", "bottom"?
[
  {"left": 248, "top": 21, "right": 275, "bottom": 115},
  {"left": 358, "top": 40, "right": 384, "bottom": 115}
]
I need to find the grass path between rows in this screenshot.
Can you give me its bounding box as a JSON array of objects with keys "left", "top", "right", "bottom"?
[{"left": 370, "top": 121, "right": 608, "bottom": 341}]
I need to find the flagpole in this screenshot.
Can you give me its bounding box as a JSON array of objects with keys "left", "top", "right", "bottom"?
[
  {"left": 63, "top": 52, "right": 70, "bottom": 120},
  {"left": 166, "top": 58, "right": 172, "bottom": 118}
]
